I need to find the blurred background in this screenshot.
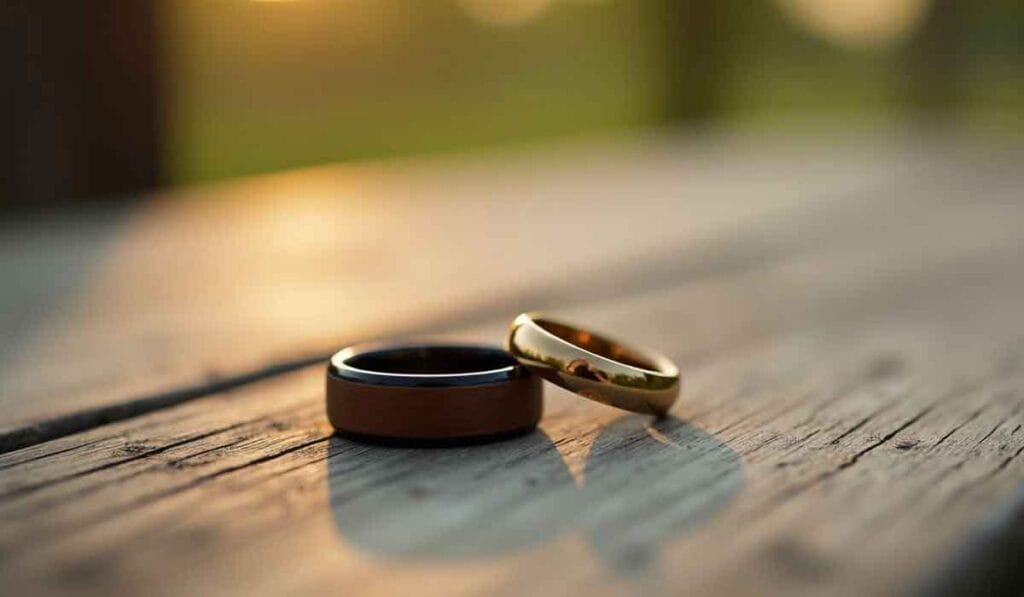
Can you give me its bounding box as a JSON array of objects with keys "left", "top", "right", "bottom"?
[
  {"left": 3, "top": 6, "right": 1024, "bottom": 593},
  {"left": 2, "top": 0, "right": 1022, "bottom": 204}
]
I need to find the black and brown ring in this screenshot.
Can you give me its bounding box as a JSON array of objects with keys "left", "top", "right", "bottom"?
[{"left": 326, "top": 344, "right": 543, "bottom": 446}]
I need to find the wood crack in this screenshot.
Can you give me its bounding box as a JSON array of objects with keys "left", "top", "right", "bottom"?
[
  {"left": 750, "top": 404, "right": 936, "bottom": 521},
  {"left": 2, "top": 404, "right": 325, "bottom": 518},
  {"left": 0, "top": 421, "right": 251, "bottom": 501},
  {"left": 0, "top": 437, "right": 107, "bottom": 472},
  {"left": 0, "top": 354, "right": 324, "bottom": 455},
  {"left": 993, "top": 443, "right": 1024, "bottom": 475},
  {"left": 181, "top": 435, "right": 331, "bottom": 486},
  {"left": 932, "top": 406, "right": 986, "bottom": 449},
  {"left": 4, "top": 435, "right": 333, "bottom": 551},
  {"left": 836, "top": 406, "right": 934, "bottom": 472},
  {"left": 830, "top": 408, "right": 885, "bottom": 446},
  {"left": 970, "top": 403, "right": 1022, "bottom": 451}
]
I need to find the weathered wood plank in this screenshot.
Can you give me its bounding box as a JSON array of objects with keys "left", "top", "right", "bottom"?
[
  {"left": 1, "top": 172, "right": 1022, "bottom": 596},
  {"left": 0, "top": 132, "right": 999, "bottom": 449}
]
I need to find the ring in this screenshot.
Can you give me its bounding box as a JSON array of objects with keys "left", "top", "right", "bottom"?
[
  {"left": 326, "top": 344, "right": 542, "bottom": 445},
  {"left": 506, "top": 313, "right": 680, "bottom": 416}
]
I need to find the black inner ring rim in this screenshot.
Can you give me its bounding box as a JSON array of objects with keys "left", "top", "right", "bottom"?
[{"left": 329, "top": 344, "right": 525, "bottom": 387}]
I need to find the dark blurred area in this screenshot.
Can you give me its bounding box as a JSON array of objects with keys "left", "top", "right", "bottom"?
[
  {"left": 2, "top": 2, "right": 160, "bottom": 204},
  {"left": 2, "top": 0, "right": 1022, "bottom": 205}
]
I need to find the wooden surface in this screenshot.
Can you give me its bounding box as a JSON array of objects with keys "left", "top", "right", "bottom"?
[
  {"left": 0, "top": 132, "right": 914, "bottom": 446},
  {"left": 1, "top": 130, "right": 1023, "bottom": 596}
]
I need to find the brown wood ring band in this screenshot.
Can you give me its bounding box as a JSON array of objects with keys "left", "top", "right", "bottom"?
[{"left": 326, "top": 344, "right": 543, "bottom": 446}]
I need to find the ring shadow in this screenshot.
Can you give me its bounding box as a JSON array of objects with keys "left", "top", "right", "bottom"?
[{"left": 326, "top": 414, "right": 743, "bottom": 575}]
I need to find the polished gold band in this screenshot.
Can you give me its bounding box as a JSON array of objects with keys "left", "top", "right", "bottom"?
[{"left": 505, "top": 313, "right": 680, "bottom": 416}]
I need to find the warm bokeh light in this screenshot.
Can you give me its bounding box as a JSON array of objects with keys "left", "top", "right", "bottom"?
[
  {"left": 775, "top": 0, "right": 930, "bottom": 48},
  {"left": 155, "top": 0, "right": 1023, "bottom": 186},
  {"left": 456, "top": 0, "right": 555, "bottom": 26}
]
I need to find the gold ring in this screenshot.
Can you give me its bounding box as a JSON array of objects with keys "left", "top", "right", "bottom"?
[{"left": 505, "top": 313, "right": 680, "bottom": 416}]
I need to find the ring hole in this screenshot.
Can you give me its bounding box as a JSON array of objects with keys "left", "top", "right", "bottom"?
[{"left": 346, "top": 346, "right": 515, "bottom": 375}]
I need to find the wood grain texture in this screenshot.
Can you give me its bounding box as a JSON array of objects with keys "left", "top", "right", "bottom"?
[
  {"left": 1, "top": 136, "right": 1023, "bottom": 596},
  {"left": 0, "top": 131, "right": 974, "bottom": 448}
]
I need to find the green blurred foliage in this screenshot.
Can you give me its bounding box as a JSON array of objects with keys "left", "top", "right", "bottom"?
[{"left": 164, "top": 0, "right": 1023, "bottom": 185}]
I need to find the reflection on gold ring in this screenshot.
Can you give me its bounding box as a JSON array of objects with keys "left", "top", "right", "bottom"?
[{"left": 506, "top": 312, "right": 680, "bottom": 416}]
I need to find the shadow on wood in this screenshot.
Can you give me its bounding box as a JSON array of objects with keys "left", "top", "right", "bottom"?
[{"left": 326, "top": 414, "right": 742, "bottom": 576}]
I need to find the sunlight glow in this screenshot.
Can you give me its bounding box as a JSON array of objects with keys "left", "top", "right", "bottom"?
[{"left": 775, "top": 0, "right": 930, "bottom": 49}]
